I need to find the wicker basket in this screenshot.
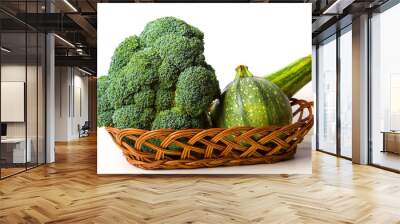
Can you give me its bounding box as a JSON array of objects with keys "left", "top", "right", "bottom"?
[{"left": 106, "top": 98, "right": 313, "bottom": 169}]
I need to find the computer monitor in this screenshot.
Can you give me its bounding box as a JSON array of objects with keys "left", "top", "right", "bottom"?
[{"left": 1, "top": 123, "right": 7, "bottom": 137}]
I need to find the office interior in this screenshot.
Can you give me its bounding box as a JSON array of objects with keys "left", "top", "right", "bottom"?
[
  {"left": 0, "top": 0, "right": 399, "bottom": 222},
  {"left": 0, "top": 0, "right": 97, "bottom": 179}
]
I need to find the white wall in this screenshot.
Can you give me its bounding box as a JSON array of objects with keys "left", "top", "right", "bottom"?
[{"left": 55, "top": 67, "right": 89, "bottom": 141}]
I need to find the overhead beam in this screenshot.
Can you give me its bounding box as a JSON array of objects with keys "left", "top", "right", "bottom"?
[
  {"left": 55, "top": 55, "right": 96, "bottom": 73},
  {"left": 67, "top": 13, "right": 97, "bottom": 39}
]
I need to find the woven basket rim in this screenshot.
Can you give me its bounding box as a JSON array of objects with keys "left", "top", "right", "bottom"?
[{"left": 106, "top": 98, "right": 314, "bottom": 169}]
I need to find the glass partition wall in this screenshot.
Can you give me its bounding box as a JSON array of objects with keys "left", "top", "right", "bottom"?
[
  {"left": 370, "top": 3, "right": 400, "bottom": 172},
  {"left": 316, "top": 26, "right": 352, "bottom": 159},
  {"left": 0, "top": 4, "right": 46, "bottom": 179},
  {"left": 317, "top": 35, "right": 337, "bottom": 155}
]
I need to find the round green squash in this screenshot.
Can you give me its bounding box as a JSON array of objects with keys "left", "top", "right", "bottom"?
[{"left": 212, "top": 65, "right": 293, "bottom": 128}]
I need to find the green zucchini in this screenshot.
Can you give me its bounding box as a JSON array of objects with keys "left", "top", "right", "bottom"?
[{"left": 265, "top": 55, "right": 311, "bottom": 98}]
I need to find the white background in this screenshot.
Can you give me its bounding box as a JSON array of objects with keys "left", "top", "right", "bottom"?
[
  {"left": 98, "top": 3, "right": 312, "bottom": 99},
  {"left": 97, "top": 3, "right": 312, "bottom": 174}
]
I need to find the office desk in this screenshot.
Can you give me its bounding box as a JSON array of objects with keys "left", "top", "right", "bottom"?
[
  {"left": 382, "top": 131, "right": 400, "bottom": 154},
  {"left": 1, "top": 138, "right": 31, "bottom": 163}
]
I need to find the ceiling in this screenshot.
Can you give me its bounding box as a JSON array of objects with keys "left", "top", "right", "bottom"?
[{"left": 0, "top": 0, "right": 392, "bottom": 75}]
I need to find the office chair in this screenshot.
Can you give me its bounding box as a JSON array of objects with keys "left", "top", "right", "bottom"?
[{"left": 79, "top": 121, "right": 90, "bottom": 138}]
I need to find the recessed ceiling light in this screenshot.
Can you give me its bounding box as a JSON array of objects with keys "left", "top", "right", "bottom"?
[
  {"left": 78, "top": 67, "right": 92, "bottom": 76},
  {"left": 54, "top": 34, "right": 75, "bottom": 48},
  {"left": 63, "top": 0, "right": 78, "bottom": 12}
]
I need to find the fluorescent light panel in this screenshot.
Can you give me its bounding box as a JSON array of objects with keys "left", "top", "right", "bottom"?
[
  {"left": 323, "top": 0, "right": 355, "bottom": 14},
  {"left": 78, "top": 67, "right": 92, "bottom": 76},
  {"left": 63, "top": 0, "right": 78, "bottom": 12},
  {"left": 54, "top": 34, "right": 75, "bottom": 48},
  {"left": 1, "top": 47, "right": 11, "bottom": 53}
]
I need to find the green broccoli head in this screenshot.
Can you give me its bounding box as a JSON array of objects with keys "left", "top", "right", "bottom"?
[
  {"left": 98, "top": 110, "right": 114, "bottom": 127},
  {"left": 140, "top": 17, "right": 203, "bottom": 47},
  {"left": 175, "top": 66, "right": 220, "bottom": 116},
  {"left": 154, "top": 34, "right": 204, "bottom": 71},
  {"left": 151, "top": 108, "right": 193, "bottom": 130},
  {"left": 134, "top": 87, "right": 156, "bottom": 110},
  {"left": 103, "top": 17, "right": 220, "bottom": 130},
  {"left": 108, "top": 35, "right": 141, "bottom": 78},
  {"left": 155, "top": 88, "right": 175, "bottom": 112},
  {"left": 112, "top": 104, "right": 155, "bottom": 130}
]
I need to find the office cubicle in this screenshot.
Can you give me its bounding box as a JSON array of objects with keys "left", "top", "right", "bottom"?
[{"left": 0, "top": 1, "right": 46, "bottom": 179}]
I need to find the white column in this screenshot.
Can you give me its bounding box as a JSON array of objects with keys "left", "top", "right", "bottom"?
[
  {"left": 45, "top": 0, "right": 56, "bottom": 163},
  {"left": 352, "top": 14, "right": 369, "bottom": 164},
  {"left": 46, "top": 32, "right": 55, "bottom": 163}
]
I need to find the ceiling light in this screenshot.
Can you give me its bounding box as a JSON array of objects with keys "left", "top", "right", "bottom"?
[
  {"left": 54, "top": 34, "right": 75, "bottom": 48},
  {"left": 78, "top": 67, "right": 92, "bottom": 76},
  {"left": 1, "top": 47, "right": 11, "bottom": 53},
  {"left": 323, "top": 0, "right": 354, "bottom": 15},
  {"left": 63, "top": 0, "right": 78, "bottom": 12}
]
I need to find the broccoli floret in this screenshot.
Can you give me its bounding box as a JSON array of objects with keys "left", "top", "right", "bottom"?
[
  {"left": 140, "top": 17, "right": 203, "bottom": 47},
  {"left": 155, "top": 88, "right": 175, "bottom": 112},
  {"left": 107, "top": 69, "right": 136, "bottom": 110},
  {"left": 151, "top": 108, "right": 193, "bottom": 130},
  {"left": 154, "top": 34, "right": 204, "bottom": 71},
  {"left": 125, "top": 48, "right": 161, "bottom": 86},
  {"left": 97, "top": 76, "right": 112, "bottom": 112},
  {"left": 97, "top": 76, "right": 114, "bottom": 127},
  {"left": 113, "top": 104, "right": 155, "bottom": 129},
  {"left": 175, "top": 66, "right": 221, "bottom": 116},
  {"left": 108, "top": 35, "right": 141, "bottom": 78},
  {"left": 158, "top": 60, "right": 180, "bottom": 89},
  {"left": 107, "top": 48, "right": 161, "bottom": 109},
  {"left": 134, "top": 87, "right": 156, "bottom": 110},
  {"left": 98, "top": 110, "right": 114, "bottom": 127}
]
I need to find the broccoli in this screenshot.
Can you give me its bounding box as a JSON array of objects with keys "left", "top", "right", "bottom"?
[
  {"left": 154, "top": 34, "right": 204, "bottom": 71},
  {"left": 151, "top": 108, "right": 193, "bottom": 130},
  {"left": 113, "top": 104, "right": 155, "bottom": 129},
  {"left": 108, "top": 35, "right": 141, "bottom": 78},
  {"left": 100, "top": 16, "right": 220, "bottom": 131},
  {"left": 97, "top": 76, "right": 114, "bottom": 127},
  {"left": 134, "top": 87, "right": 156, "bottom": 110},
  {"left": 155, "top": 88, "right": 175, "bottom": 112},
  {"left": 140, "top": 17, "right": 203, "bottom": 47},
  {"left": 175, "top": 66, "right": 220, "bottom": 116},
  {"left": 158, "top": 60, "right": 180, "bottom": 89},
  {"left": 98, "top": 110, "right": 114, "bottom": 127}
]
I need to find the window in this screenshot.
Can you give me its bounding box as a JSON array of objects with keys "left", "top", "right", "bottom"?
[
  {"left": 339, "top": 27, "right": 352, "bottom": 158},
  {"left": 370, "top": 3, "right": 400, "bottom": 171},
  {"left": 317, "top": 35, "right": 337, "bottom": 154}
]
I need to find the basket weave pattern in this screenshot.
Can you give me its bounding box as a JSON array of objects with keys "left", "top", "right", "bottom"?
[{"left": 107, "top": 98, "right": 313, "bottom": 169}]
